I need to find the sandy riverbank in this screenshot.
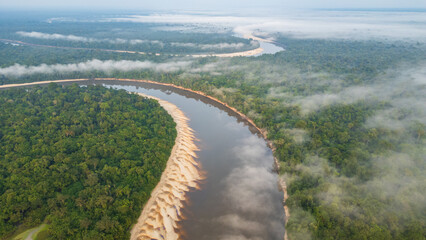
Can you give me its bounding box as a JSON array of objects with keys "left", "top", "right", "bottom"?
[
  {"left": 130, "top": 93, "right": 202, "bottom": 240},
  {"left": 0, "top": 80, "right": 203, "bottom": 240}
]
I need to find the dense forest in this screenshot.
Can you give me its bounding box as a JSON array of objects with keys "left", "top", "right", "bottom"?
[
  {"left": 0, "top": 84, "right": 176, "bottom": 239},
  {"left": 0, "top": 11, "right": 425, "bottom": 240}
]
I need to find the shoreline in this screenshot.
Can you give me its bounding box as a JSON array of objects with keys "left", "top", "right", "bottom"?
[
  {"left": 130, "top": 93, "right": 202, "bottom": 240},
  {"left": 0, "top": 78, "right": 289, "bottom": 240}
]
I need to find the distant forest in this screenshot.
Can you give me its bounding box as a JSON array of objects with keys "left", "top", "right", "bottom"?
[
  {"left": 0, "top": 16, "right": 256, "bottom": 55},
  {"left": 0, "top": 84, "right": 176, "bottom": 239},
  {"left": 0, "top": 12, "right": 425, "bottom": 240}
]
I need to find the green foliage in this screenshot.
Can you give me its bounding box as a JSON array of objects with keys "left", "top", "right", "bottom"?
[
  {"left": 0, "top": 84, "right": 176, "bottom": 239},
  {"left": 1, "top": 14, "right": 425, "bottom": 239},
  {"left": 274, "top": 37, "right": 426, "bottom": 81}
]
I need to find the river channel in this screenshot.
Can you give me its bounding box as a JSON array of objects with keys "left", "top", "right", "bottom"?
[{"left": 96, "top": 80, "right": 286, "bottom": 240}]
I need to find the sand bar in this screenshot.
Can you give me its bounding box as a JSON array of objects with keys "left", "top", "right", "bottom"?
[{"left": 129, "top": 93, "right": 203, "bottom": 240}]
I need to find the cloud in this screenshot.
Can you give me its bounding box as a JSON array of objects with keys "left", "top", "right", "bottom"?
[
  {"left": 293, "top": 86, "right": 374, "bottom": 115},
  {"left": 189, "top": 59, "right": 243, "bottom": 75},
  {"left": 16, "top": 31, "right": 163, "bottom": 45},
  {"left": 275, "top": 64, "right": 426, "bottom": 232},
  {"left": 182, "top": 57, "right": 426, "bottom": 122},
  {"left": 107, "top": 14, "right": 254, "bottom": 26},
  {"left": 288, "top": 144, "right": 426, "bottom": 226},
  {"left": 152, "top": 25, "right": 232, "bottom": 34},
  {"left": 105, "top": 11, "right": 426, "bottom": 42},
  {"left": 17, "top": 31, "right": 97, "bottom": 42},
  {"left": 215, "top": 215, "right": 266, "bottom": 235},
  {"left": 171, "top": 42, "right": 246, "bottom": 50},
  {"left": 0, "top": 59, "right": 192, "bottom": 77},
  {"left": 285, "top": 128, "right": 309, "bottom": 144},
  {"left": 260, "top": 64, "right": 426, "bottom": 120},
  {"left": 16, "top": 31, "right": 254, "bottom": 50},
  {"left": 364, "top": 151, "right": 426, "bottom": 218},
  {"left": 219, "top": 234, "right": 262, "bottom": 240},
  {"left": 364, "top": 66, "right": 426, "bottom": 130},
  {"left": 224, "top": 165, "right": 276, "bottom": 214},
  {"left": 215, "top": 136, "right": 285, "bottom": 239}
]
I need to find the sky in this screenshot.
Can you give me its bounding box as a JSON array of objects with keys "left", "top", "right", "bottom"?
[{"left": 1, "top": 0, "right": 426, "bottom": 11}]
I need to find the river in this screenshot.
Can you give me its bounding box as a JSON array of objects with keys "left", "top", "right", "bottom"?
[
  {"left": 1, "top": 79, "right": 286, "bottom": 239},
  {"left": 97, "top": 80, "right": 286, "bottom": 240}
]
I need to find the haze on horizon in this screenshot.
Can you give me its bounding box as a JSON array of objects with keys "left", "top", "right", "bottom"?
[{"left": 1, "top": 0, "right": 426, "bottom": 11}]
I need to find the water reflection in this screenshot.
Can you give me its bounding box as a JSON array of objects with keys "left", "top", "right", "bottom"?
[{"left": 14, "top": 80, "right": 286, "bottom": 239}]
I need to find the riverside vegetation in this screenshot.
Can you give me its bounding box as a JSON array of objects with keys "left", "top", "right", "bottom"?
[
  {"left": 0, "top": 13, "right": 425, "bottom": 240},
  {"left": 0, "top": 84, "right": 176, "bottom": 239}
]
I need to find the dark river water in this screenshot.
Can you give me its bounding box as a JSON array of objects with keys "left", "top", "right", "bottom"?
[
  {"left": 6, "top": 80, "right": 286, "bottom": 239},
  {"left": 99, "top": 80, "right": 286, "bottom": 240}
]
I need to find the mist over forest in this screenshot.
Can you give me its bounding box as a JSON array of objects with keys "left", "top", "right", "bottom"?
[{"left": 0, "top": 8, "right": 425, "bottom": 240}]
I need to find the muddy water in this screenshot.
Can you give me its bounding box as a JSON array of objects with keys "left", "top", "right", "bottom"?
[{"left": 67, "top": 79, "right": 285, "bottom": 239}]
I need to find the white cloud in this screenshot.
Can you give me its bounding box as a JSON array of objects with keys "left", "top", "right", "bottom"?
[
  {"left": 16, "top": 31, "right": 253, "bottom": 50},
  {"left": 0, "top": 59, "right": 192, "bottom": 77},
  {"left": 106, "top": 11, "right": 426, "bottom": 42},
  {"left": 16, "top": 31, "right": 163, "bottom": 45},
  {"left": 293, "top": 86, "right": 374, "bottom": 115},
  {"left": 171, "top": 42, "right": 246, "bottom": 50},
  {"left": 216, "top": 136, "right": 285, "bottom": 239},
  {"left": 215, "top": 215, "right": 266, "bottom": 235},
  {"left": 17, "top": 31, "right": 97, "bottom": 42}
]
